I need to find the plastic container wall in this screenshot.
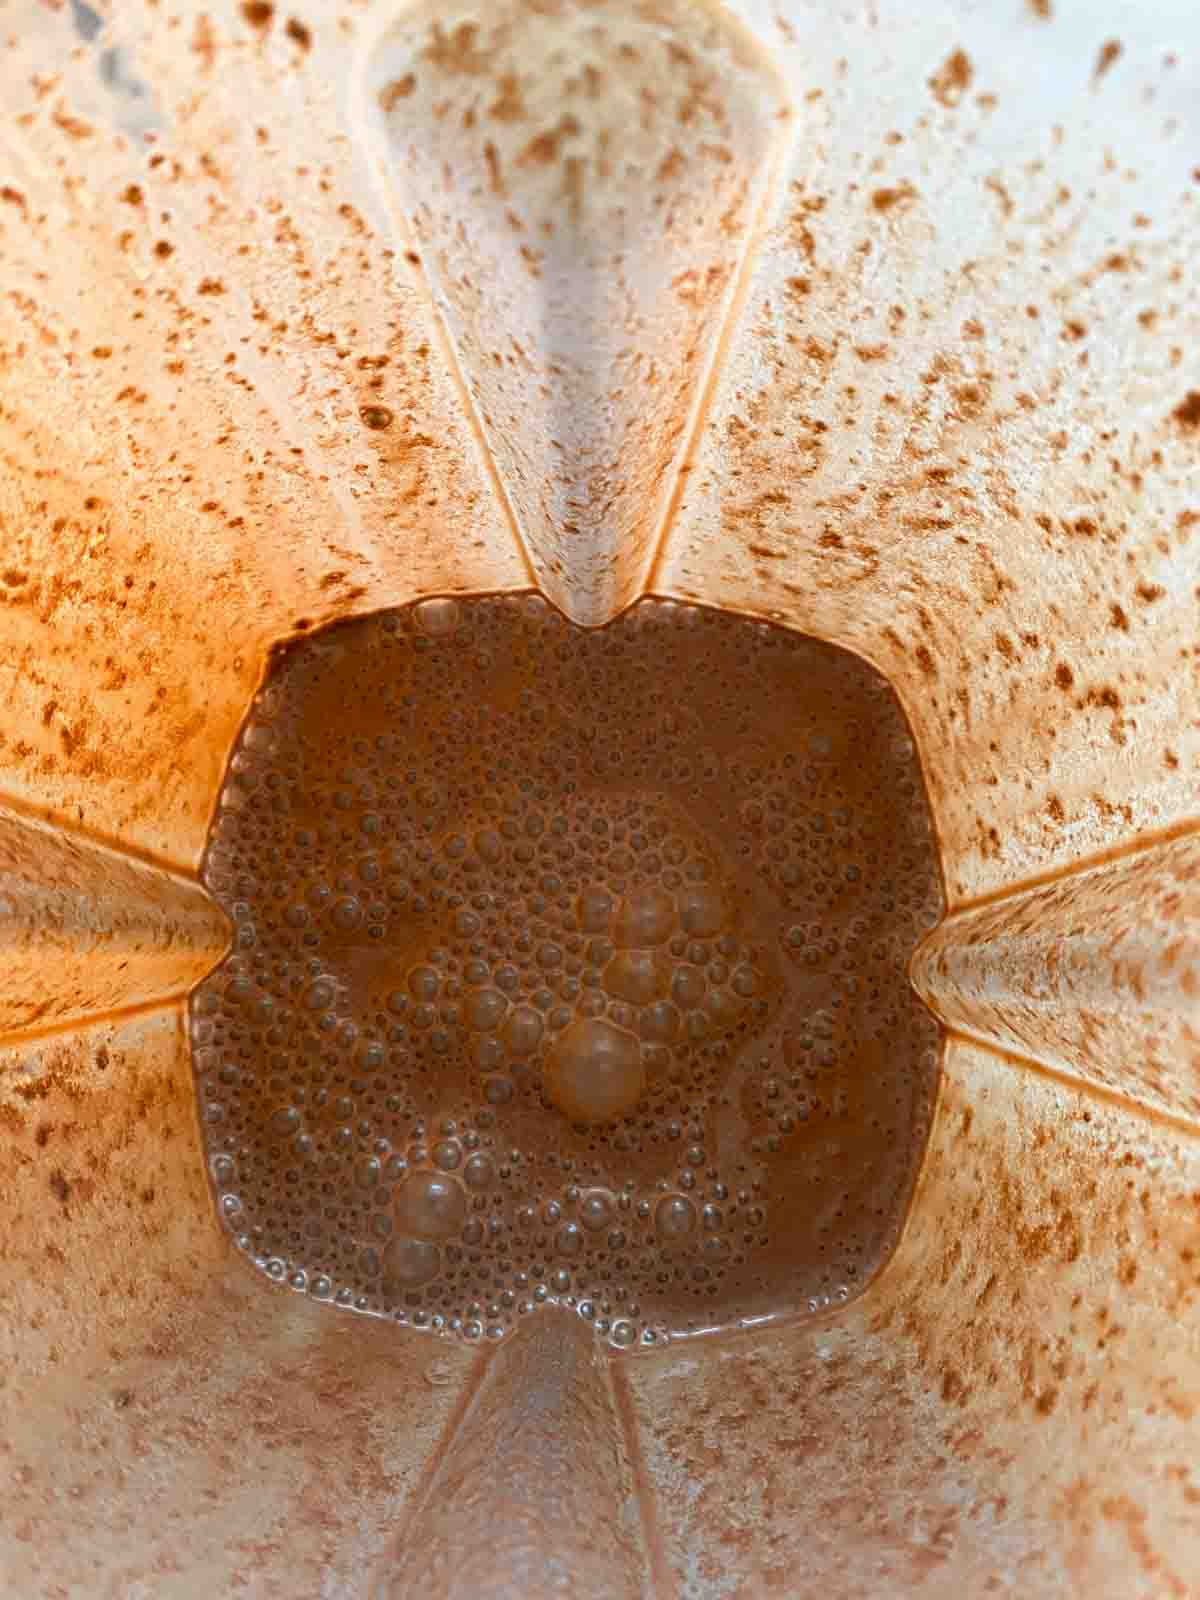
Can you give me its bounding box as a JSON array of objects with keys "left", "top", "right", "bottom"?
[{"left": 1, "top": 0, "right": 1197, "bottom": 1595}]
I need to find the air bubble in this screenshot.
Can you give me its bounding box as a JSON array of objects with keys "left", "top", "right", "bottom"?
[
  {"left": 678, "top": 883, "right": 726, "bottom": 938},
  {"left": 656, "top": 1195, "right": 697, "bottom": 1240},
  {"left": 383, "top": 1235, "right": 442, "bottom": 1289},
  {"left": 577, "top": 887, "right": 614, "bottom": 933},
  {"left": 474, "top": 1035, "right": 505, "bottom": 1071},
  {"left": 433, "top": 1140, "right": 462, "bottom": 1172},
  {"left": 613, "top": 885, "right": 675, "bottom": 947},
  {"left": 476, "top": 829, "right": 503, "bottom": 864},
  {"left": 414, "top": 597, "right": 461, "bottom": 637},
  {"left": 465, "top": 988, "right": 507, "bottom": 1031},
  {"left": 463, "top": 1153, "right": 495, "bottom": 1189},
  {"left": 605, "top": 949, "right": 669, "bottom": 1006},
  {"left": 639, "top": 1001, "right": 680, "bottom": 1043},
  {"left": 332, "top": 897, "right": 363, "bottom": 931},
  {"left": 394, "top": 1171, "right": 467, "bottom": 1240},
  {"left": 271, "top": 1106, "right": 300, "bottom": 1136},
  {"left": 672, "top": 968, "right": 706, "bottom": 1009},
  {"left": 578, "top": 1190, "right": 615, "bottom": 1232},
  {"left": 504, "top": 1006, "right": 543, "bottom": 1056},
  {"left": 544, "top": 1019, "right": 645, "bottom": 1124},
  {"left": 409, "top": 966, "right": 440, "bottom": 1001}
]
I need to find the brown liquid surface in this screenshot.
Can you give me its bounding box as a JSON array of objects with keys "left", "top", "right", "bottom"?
[{"left": 190, "top": 595, "right": 944, "bottom": 1347}]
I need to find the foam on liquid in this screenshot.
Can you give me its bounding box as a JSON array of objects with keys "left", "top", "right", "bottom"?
[{"left": 190, "top": 595, "right": 945, "bottom": 1348}]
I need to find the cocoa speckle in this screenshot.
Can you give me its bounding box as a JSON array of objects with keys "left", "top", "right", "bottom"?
[
  {"left": 941, "top": 1368, "right": 966, "bottom": 1403},
  {"left": 52, "top": 110, "right": 94, "bottom": 140},
  {"left": 871, "top": 183, "right": 918, "bottom": 213},
  {"left": 984, "top": 175, "right": 1014, "bottom": 217},
  {"left": 1092, "top": 39, "right": 1123, "bottom": 83},
  {"left": 241, "top": 0, "right": 274, "bottom": 28},
  {"left": 928, "top": 49, "right": 972, "bottom": 109},
  {"left": 285, "top": 17, "right": 311, "bottom": 50},
  {"left": 1055, "top": 662, "right": 1074, "bottom": 690},
  {"left": 1171, "top": 391, "right": 1200, "bottom": 429},
  {"left": 423, "top": 20, "right": 488, "bottom": 76},
  {"left": 359, "top": 405, "right": 394, "bottom": 431},
  {"left": 483, "top": 141, "right": 504, "bottom": 197},
  {"left": 489, "top": 73, "right": 525, "bottom": 123},
  {"left": 1109, "top": 603, "right": 1129, "bottom": 630},
  {"left": 379, "top": 75, "right": 416, "bottom": 110},
  {"left": 517, "top": 115, "right": 580, "bottom": 169},
  {"left": 191, "top": 12, "right": 216, "bottom": 67}
]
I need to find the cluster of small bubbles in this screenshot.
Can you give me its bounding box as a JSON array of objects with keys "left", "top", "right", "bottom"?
[{"left": 190, "top": 593, "right": 944, "bottom": 1349}]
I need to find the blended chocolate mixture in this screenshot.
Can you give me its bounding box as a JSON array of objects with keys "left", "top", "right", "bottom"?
[{"left": 190, "top": 594, "right": 944, "bottom": 1347}]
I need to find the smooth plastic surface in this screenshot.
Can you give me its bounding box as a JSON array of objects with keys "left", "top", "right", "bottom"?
[{"left": 1, "top": 0, "right": 1198, "bottom": 1595}]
